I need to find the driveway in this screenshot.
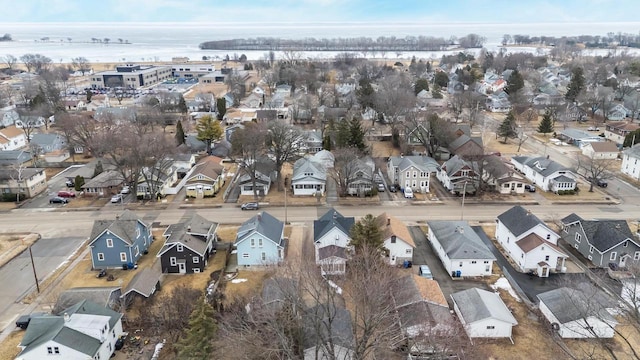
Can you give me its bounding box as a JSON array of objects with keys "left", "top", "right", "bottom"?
[
  {"left": 409, "top": 226, "right": 490, "bottom": 307},
  {"left": 472, "top": 226, "right": 586, "bottom": 303}
]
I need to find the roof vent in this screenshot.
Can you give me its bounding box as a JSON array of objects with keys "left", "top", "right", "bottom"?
[{"left": 63, "top": 313, "right": 70, "bottom": 322}]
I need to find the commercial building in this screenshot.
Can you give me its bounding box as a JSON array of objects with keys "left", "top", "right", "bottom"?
[{"left": 90, "top": 64, "right": 172, "bottom": 89}]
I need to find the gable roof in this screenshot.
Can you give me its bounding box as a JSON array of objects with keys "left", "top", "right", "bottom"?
[
  {"left": 448, "top": 134, "right": 483, "bottom": 152},
  {"left": 292, "top": 156, "right": 326, "bottom": 181},
  {"left": 441, "top": 155, "right": 473, "bottom": 177},
  {"left": 427, "top": 221, "right": 495, "bottom": 260},
  {"left": 537, "top": 287, "right": 617, "bottom": 324},
  {"left": 512, "top": 156, "right": 570, "bottom": 177},
  {"left": 587, "top": 141, "right": 619, "bottom": 153},
  {"left": 451, "top": 288, "right": 517, "bottom": 325},
  {"left": 497, "top": 206, "right": 550, "bottom": 237},
  {"left": 375, "top": 213, "right": 415, "bottom": 247},
  {"left": 30, "top": 133, "right": 66, "bottom": 149},
  {"left": 160, "top": 214, "right": 218, "bottom": 256},
  {"left": 188, "top": 156, "right": 224, "bottom": 181},
  {"left": 0, "top": 125, "right": 24, "bottom": 138},
  {"left": 261, "top": 277, "right": 298, "bottom": 309},
  {"left": 623, "top": 143, "right": 640, "bottom": 158},
  {"left": 121, "top": 266, "right": 162, "bottom": 298},
  {"left": 235, "top": 211, "right": 284, "bottom": 247},
  {"left": 516, "top": 233, "right": 566, "bottom": 256},
  {"left": 568, "top": 217, "right": 635, "bottom": 252},
  {"left": 388, "top": 155, "right": 439, "bottom": 173},
  {"left": 81, "top": 170, "right": 124, "bottom": 189},
  {"left": 313, "top": 208, "right": 354, "bottom": 242},
  {"left": 89, "top": 210, "right": 148, "bottom": 246},
  {"left": 53, "top": 287, "right": 121, "bottom": 314},
  {"left": 303, "top": 305, "right": 354, "bottom": 351}
]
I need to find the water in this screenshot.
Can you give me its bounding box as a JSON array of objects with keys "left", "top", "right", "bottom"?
[{"left": 1, "top": 22, "right": 639, "bottom": 63}]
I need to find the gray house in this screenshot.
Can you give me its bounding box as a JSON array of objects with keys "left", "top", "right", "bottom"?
[
  {"left": 53, "top": 287, "right": 122, "bottom": 314},
  {"left": 561, "top": 213, "right": 640, "bottom": 268},
  {"left": 29, "top": 133, "right": 67, "bottom": 153},
  {"left": 89, "top": 210, "right": 153, "bottom": 269},
  {"left": 158, "top": 214, "right": 218, "bottom": 274},
  {"left": 234, "top": 211, "right": 285, "bottom": 266}
]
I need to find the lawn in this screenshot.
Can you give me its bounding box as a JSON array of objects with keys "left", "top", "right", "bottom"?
[
  {"left": 0, "top": 330, "right": 23, "bottom": 360},
  {"left": 0, "top": 233, "right": 39, "bottom": 269},
  {"left": 222, "top": 270, "right": 273, "bottom": 305}
]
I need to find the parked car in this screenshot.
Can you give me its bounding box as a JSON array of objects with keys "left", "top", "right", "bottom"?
[
  {"left": 588, "top": 177, "right": 608, "bottom": 187},
  {"left": 111, "top": 194, "right": 123, "bottom": 203},
  {"left": 388, "top": 184, "right": 398, "bottom": 192},
  {"left": 587, "top": 126, "right": 600, "bottom": 131},
  {"left": 403, "top": 187, "right": 414, "bottom": 199},
  {"left": 377, "top": 183, "right": 385, "bottom": 192},
  {"left": 374, "top": 174, "right": 383, "bottom": 184},
  {"left": 49, "top": 196, "right": 69, "bottom": 204},
  {"left": 57, "top": 190, "right": 76, "bottom": 198},
  {"left": 524, "top": 184, "right": 536, "bottom": 192},
  {"left": 418, "top": 265, "right": 433, "bottom": 279},
  {"left": 120, "top": 185, "right": 131, "bottom": 194},
  {"left": 65, "top": 179, "right": 75, "bottom": 187},
  {"left": 241, "top": 202, "right": 259, "bottom": 210}
]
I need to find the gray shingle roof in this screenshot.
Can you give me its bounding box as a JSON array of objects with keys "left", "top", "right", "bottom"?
[
  {"left": 388, "top": 155, "right": 439, "bottom": 173},
  {"left": 497, "top": 206, "right": 547, "bottom": 237},
  {"left": 261, "top": 277, "right": 298, "bottom": 309},
  {"left": 552, "top": 175, "right": 575, "bottom": 183},
  {"left": 53, "top": 287, "right": 121, "bottom": 314},
  {"left": 161, "top": 214, "right": 218, "bottom": 256},
  {"left": 451, "top": 288, "right": 517, "bottom": 325},
  {"left": 292, "top": 156, "right": 326, "bottom": 181},
  {"left": 313, "top": 208, "right": 354, "bottom": 242},
  {"left": 235, "top": 211, "right": 284, "bottom": 247},
  {"left": 427, "top": 221, "right": 495, "bottom": 260},
  {"left": 318, "top": 245, "right": 348, "bottom": 260},
  {"left": 537, "top": 287, "right": 616, "bottom": 324},
  {"left": 623, "top": 144, "right": 640, "bottom": 158},
  {"left": 90, "top": 210, "right": 147, "bottom": 246},
  {"left": 577, "top": 219, "right": 634, "bottom": 252},
  {"left": 121, "top": 266, "right": 162, "bottom": 298},
  {"left": 511, "top": 156, "right": 569, "bottom": 177},
  {"left": 561, "top": 213, "right": 583, "bottom": 225},
  {"left": 442, "top": 155, "right": 471, "bottom": 177}
]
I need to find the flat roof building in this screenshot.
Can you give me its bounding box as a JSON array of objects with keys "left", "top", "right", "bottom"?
[
  {"left": 90, "top": 64, "right": 172, "bottom": 89},
  {"left": 171, "top": 63, "right": 215, "bottom": 78}
]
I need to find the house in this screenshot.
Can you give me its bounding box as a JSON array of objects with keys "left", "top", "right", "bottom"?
[
  {"left": 299, "top": 131, "right": 323, "bottom": 154},
  {"left": 481, "top": 155, "right": 527, "bottom": 194},
  {"left": 303, "top": 305, "right": 355, "bottom": 360},
  {"left": 427, "top": 221, "right": 496, "bottom": 278},
  {"left": 621, "top": 144, "right": 640, "bottom": 180},
  {"left": 238, "top": 157, "right": 275, "bottom": 197},
  {"left": 345, "top": 157, "right": 374, "bottom": 196},
  {"left": 15, "top": 115, "right": 45, "bottom": 129},
  {"left": 386, "top": 155, "right": 438, "bottom": 193},
  {"left": 256, "top": 109, "right": 277, "bottom": 123},
  {"left": 437, "top": 155, "right": 479, "bottom": 195},
  {"left": 581, "top": 141, "right": 619, "bottom": 160},
  {"left": 448, "top": 134, "right": 483, "bottom": 157},
  {"left": 451, "top": 288, "right": 518, "bottom": 343},
  {"left": 53, "top": 287, "right": 122, "bottom": 314},
  {"left": 606, "top": 103, "right": 630, "bottom": 121},
  {"left": 0, "top": 167, "right": 46, "bottom": 199},
  {"left": 537, "top": 287, "right": 617, "bottom": 338},
  {"left": 375, "top": 213, "right": 415, "bottom": 266},
  {"left": 496, "top": 206, "right": 568, "bottom": 277},
  {"left": 561, "top": 213, "right": 640, "bottom": 268},
  {"left": 559, "top": 128, "right": 604, "bottom": 147},
  {"left": 291, "top": 156, "right": 326, "bottom": 196},
  {"left": 89, "top": 210, "right": 153, "bottom": 269},
  {"left": 558, "top": 102, "right": 586, "bottom": 123},
  {"left": 184, "top": 156, "right": 225, "bottom": 198},
  {"left": 136, "top": 162, "right": 181, "bottom": 199},
  {"left": 511, "top": 155, "right": 576, "bottom": 192},
  {"left": 0, "top": 150, "right": 32, "bottom": 166},
  {"left": 260, "top": 277, "right": 298, "bottom": 313},
  {"left": 81, "top": 170, "right": 125, "bottom": 197},
  {"left": 62, "top": 99, "right": 87, "bottom": 111},
  {"left": 15, "top": 300, "right": 124, "bottom": 360},
  {"left": 29, "top": 133, "right": 69, "bottom": 160},
  {"left": 0, "top": 107, "right": 19, "bottom": 127},
  {"left": 405, "top": 123, "right": 430, "bottom": 146},
  {"left": 234, "top": 211, "right": 285, "bottom": 266},
  {"left": 486, "top": 92, "right": 512, "bottom": 113},
  {"left": 120, "top": 266, "right": 162, "bottom": 300},
  {"left": 604, "top": 121, "right": 640, "bottom": 146},
  {"left": 158, "top": 214, "right": 218, "bottom": 274},
  {"left": 312, "top": 150, "right": 334, "bottom": 170},
  {"left": 0, "top": 125, "right": 27, "bottom": 150},
  {"left": 313, "top": 208, "right": 354, "bottom": 275}
]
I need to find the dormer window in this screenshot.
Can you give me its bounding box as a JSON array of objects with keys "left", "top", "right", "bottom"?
[{"left": 177, "top": 244, "right": 183, "bottom": 252}]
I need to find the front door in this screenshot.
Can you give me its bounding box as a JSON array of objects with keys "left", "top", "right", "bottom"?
[
  {"left": 620, "top": 255, "right": 628, "bottom": 268},
  {"left": 178, "top": 262, "right": 186, "bottom": 274}
]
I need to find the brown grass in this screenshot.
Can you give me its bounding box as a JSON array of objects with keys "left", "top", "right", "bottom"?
[
  {"left": 161, "top": 250, "right": 228, "bottom": 294},
  {"left": 44, "top": 168, "right": 65, "bottom": 178},
  {"left": 66, "top": 196, "right": 109, "bottom": 208},
  {"left": 223, "top": 270, "right": 272, "bottom": 304},
  {"left": 217, "top": 226, "right": 239, "bottom": 243},
  {"left": 370, "top": 140, "right": 401, "bottom": 158},
  {"left": 0, "top": 233, "right": 38, "bottom": 269},
  {"left": 0, "top": 330, "right": 23, "bottom": 360}
]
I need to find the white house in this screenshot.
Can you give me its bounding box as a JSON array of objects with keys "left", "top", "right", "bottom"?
[
  {"left": 451, "top": 288, "right": 518, "bottom": 344},
  {"left": 16, "top": 300, "right": 124, "bottom": 360},
  {"left": 496, "top": 206, "right": 568, "bottom": 277},
  {"left": 481, "top": 155, "right": 527, "bottom": 194},
  {"left": 511, "top": 155, "right": 576, "bottom": 192},
  {"left": 427, "top": 221, "right": 496, "bottom": 278},
  {"left": 386, "top": 155, "right": 439, "bottom": 193},
  {"left": 537, "top": 287, "right": 617, "bottom": 338},
  {"left": 581, "top": 141, "right": 619, "bottom": 160},
  {"left": 375, "top": 213, "right": 415, "bottom": 266},
  {"left": 621, "top": 144, "right": 640, "bottom": 180},
  {"left": 0, "top": 125, "right": 27, "bottom": 151},
  {"left": 604, "top": 121, "right": 639, "bottom": 146},
  {"left": 313, "top": 208, "right": 354, "bottom": 275},
  {"left": 291, "top": 156, "right": 326, "bottom": 196}
]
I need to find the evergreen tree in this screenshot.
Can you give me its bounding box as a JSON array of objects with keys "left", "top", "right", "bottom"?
[
  {"left": 565, "top": 67, "right": 585, "bottom": 102},
  {"left": 322, "top": 134, "right": 332, "bottom": 150},
  {"left": 349, "top": 214, "right": 383, "bottom": 251},
  {"left": 497, "top": 111, "right": 517, "bottom": 143},
  {"left": 196, "top": 115, "right": 223, "bottom": 154},
  {"left": 414, "top": 78, "right": 429, "bottom": 95},
  {"left": 537, "top": 110, "right": 554, "bottom": 135},
  {"left": 74, "top": 175, "right": 84, "bottom": 192},
  {"left": 432, "top": 84, "right": 443, "bottom": 99},
  {"left": 623, "top": 129, "right": 640, "bottom": 148},
  {"left": 348, "top": 117, "right": 366, "bottom": 152},
  {"left": 178, "top": 96, "right": 188, "bottom": 114},
  {"left": 93, "top": 160, "right": 103, "bottom": 178},
  {"left": 505, "top": 69, "right": 524, "bottom": 95},
  {"left": 175, "top": 297, "right": 217, "bottom": 360},
  {"left": 215, "top": 98, "right": 226, "bottom": 120},
  {"left": 434, "top": 71, "right": 449, "bottom": 87},
  {"left": 335, "top": 120, "right": 351, "bottom": 148},
  {"left": 356, "top": 78, "right": 375, "bottom": 110},
  {"left": 175, "top": 120, "right": 186, "bottom": 146}
]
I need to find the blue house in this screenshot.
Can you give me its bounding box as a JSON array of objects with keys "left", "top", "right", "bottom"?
[
  {"left": 89, "top": 210, "right": 153, "bottom": 269},
  {"left": 234, "top": 211, "right": 285, "bottom": 266}
]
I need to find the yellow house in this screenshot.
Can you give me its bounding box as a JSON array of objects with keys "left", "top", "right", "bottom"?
[
  {"left": 0, "top": 167, "right": 47, "bottom": 198},
  {"left": 185, "top": 156, "right": 225, "bottom": 198}
]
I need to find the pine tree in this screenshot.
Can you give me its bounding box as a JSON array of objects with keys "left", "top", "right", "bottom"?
[
  {"left": 565, "top": 67, "right": 585, "bottom": 102},
  {"left": 497, "top": 111, "right": 517, "bottom": 143},
  {"left": 178, "top": 96, "right": 188, "bottom": 114},
  {"left": 175, "top": 120, "right": 185, "bottom": 146},
  {"left": 175, "top": 297, "right": 217, "bottom": 360},
  {"left": 506, "top": 70, "right": 524, "bottom": 95},
  {"left": 349, "top": 214, "right": 383, "bottom": 251},
  {"left": 335, "top": 120, "right": 351, "bottom": 148},
  {"left": 215, "top": 98, "right": 226, "bottom": 120},
  {"left": 348, "top": 117, "right": 366, "bottom": 152},
  {"left": 537, "top": 110, "right": 554, "bottom": 135}
]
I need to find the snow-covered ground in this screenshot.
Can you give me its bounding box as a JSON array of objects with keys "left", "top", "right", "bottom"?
[{"left": 491, "top": 276, "right": 521, "bottom": 302}]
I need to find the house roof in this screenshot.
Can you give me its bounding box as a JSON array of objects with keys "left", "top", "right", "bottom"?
[
  {"left": 0, "top": 150, "right": 32, "bottom": 165},
  {"left": 482, "top": 155, "right": 520, "bottom": 180},
  {"left": 587, "top": 141, "right": 619, "bottom": 153},
  {"left": 623, "top": 143, "right": 640, "bottom": 158},
  {"left": 512, "top": 156, "right": 569, "bottom": 177},
  {"left": 235, "top": 211, "right": 284, "bottom": 247},
  {"left": 82, "top": 170, "right": 124, "bottom": 189},
  {"left": 318, "top": 245, "right": 348, "bottom": 261},
  {"left": 313, "top": 208, "right": 354, "bottom": 242},
  {"left": 53, "top": 287, "right": 121, "bottom": 314},
  {"left": 0, "top": 167, "right": 43, "bottom": 181},
  {"left": 261, "top": 277, "right": 297, "bottom": 309},
  {"left": 552, "top": 174, "right": 575, "bottom": 183},
  {"left": 441, "top": 155, "right": 472, "bottom": 177},
  {"left": 571, "top": 217, "right": 635, "bottom": 252},
  {"left": 160, "top": 214, "right": 218, "bottom": 256},
  {"left": 0, "top": 125, "right": 23, "bottom": 138},
  {"left": 388, "top": 155, "right": 439, "bottom": 173},
  {"left": 607, "top": 121, "right": 639, "bottom": 132},
  {"left": 89, "top": 210, "right": 147, "bottom": 246},
  {"left": 427, "top": 221, "right": 495, "bottom": 260},
  {"left": 121, "top": 266, "right": 162, "bottom": 298},
  {"left": 537, "top": 287, "right": 617, "bottom": 324},
  {"left": 375, "top": 213, "right": 415, "bottom": 247},
  {"left": 451, "top": 288, "right": 517, "bottom": 325},
  {"left": 515, "top": 233, "right": 566, "bottom": 256},
  {"left": 412, "top": 274, "right": 447, "bottom": 307},
  {"left": 561, "top": 213, "right": 583, "bottom": 225},
  {"left": 292, "top": 156, "right": 326, "bottom": 182},
  {"left": 303, "top": 305, "right": 354, "bottom": 351},
  {"left": 497, "top": 206, "right": 549, "bottom": 237},
  {"left": 30, "top": 133, "right": 65, "bottom": 149},
  {"left": 187, "top": 156, "right": 224, "bottom": 182},
  {"left": 448, "top": 134, "right": 483, "bottom": 152}
]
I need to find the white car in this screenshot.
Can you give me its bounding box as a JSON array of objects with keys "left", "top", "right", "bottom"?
[
  {"left": 403, "top": 187, "right": 414, "bottom": 199},
  {"left": 111, "top": 194, "right": 123, "bottom": 203},
  {"left": 120, "top": 185, "right": 130, "bottom": 194}
]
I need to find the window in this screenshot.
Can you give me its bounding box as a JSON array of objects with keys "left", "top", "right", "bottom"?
[
  {"left": 193, "top": 256, "right": 199, "bottom": 264},
  {"left": 106, "top": 238, "right": 113, "bottom": 248},
  {"left": 545, "top": 255, "right": 550, "bottom": 261},
  {"left": 193, "top": 268, "right": 201, "bottom": 273},
  {"left": 258, "top": 238, "right": 263, "bottom": 247},
  {"left": 391, "top": 236, "right": 396, "bottom": 244},
  {"left": 261, "top": 252, "right": 266, "bottom": 261},
  {"left": 471, "top": 261, "right": 477, "bottom": 264},
  {"left": 484, "top": 260, "right": 489, "bottom": 264},
  {"left": 177, "top": 244, "right": 183, "bottom": 252},
  {"left": 574, "top": 244, "right": 579, "bottom": 249},
  {"left": 120, "top": 253, "right": 127, "bottom": 262},
  {"left": 405, "top": 171, "right": 410, "bottom": 178},
  {"left": 575, "top": 233, "right": 581, "bottom": 243},
  {"left": 251, "top": 238, "right": 255, "bottom": 247},
  {"left": 413, "top": 171, "right": 417, "bottom": 178},
  {"left": 610, "top": 252, "right": 617, "bottom": 261},
  {"left": 54, "top": 347, "right": 59, "bottom": 354},
  {"left": 486, "top": 326, "right": 495, "bottom": 330},
  {"left": 47, "top": 347, "right": 53, "bottom": 354},
  {"left": 635, "top": 252, "right": 640, "bottom": 261},
  {"left": 459, "top": 262, "right": 463, "bottom": 267},
  {"left": 170, "top": 257, "right": 177, "bottom": 266},
  {"left": 136, "top": 228, "right": 141, "bottom": 238},
  {"left": 405, "top": 249, "right": 412, "bottom": 254},
  {"left": 242, "top": 253, "right": 249, "bottom": 258},
  {"left": 546, "top": 234, "right": 551, "bottom": 240},
  {"left": 590, "top": 246, "right": 594, "bottom": 253},
  {"left": 624, "top": 241, "right": 629, "bottom": 247},
  {"left": 97, "top": 253, "right": 105, "bottom": 261}
]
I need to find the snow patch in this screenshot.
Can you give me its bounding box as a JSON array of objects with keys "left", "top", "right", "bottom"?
[
  {"left": 231, "top": 278, "right": 248, "bottom": 284},
  {"left": 490, "top": 276, "right": 521, "bottom": 302}
]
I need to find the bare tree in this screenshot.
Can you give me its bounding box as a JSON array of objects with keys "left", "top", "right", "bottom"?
[
  {"left": 3, "top": 54, "right": 17, "bottom": 71},
  {"left": 267, "top": 120, "right": 302, "bottom": 191},
  {"left": 8, "top": 162, "right": 27, "bottom": 203},
  {"left": 374, "top": 74, "right": 415, "bottom": 136},
  {"left": 575, "top": 153, "right": 617, "bottom": 192},
  {"left": 330, "top": 148, "right": 364, "bottom": 197},
  {"left": 136, "top": 133, "right": 178, "bottom": 201},
  {"left": 230, "top": 122, "right": 268, "bottom": 199},
  {"left": 56, "top": 113, "right": 100, "bottom": 156}
]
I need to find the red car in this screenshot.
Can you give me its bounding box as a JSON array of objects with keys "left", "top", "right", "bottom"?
[{"left": 57, "top": 190, "right": 76, "bottom": 198}]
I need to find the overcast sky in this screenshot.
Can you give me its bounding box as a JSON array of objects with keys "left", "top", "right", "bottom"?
[{"left": 1, "top": 0, "right": 640, "bottom": 23}]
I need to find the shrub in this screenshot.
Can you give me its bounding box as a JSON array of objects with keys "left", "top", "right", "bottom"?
[{"left": 1, "top": 193, "right": 17, "bottom": 202}]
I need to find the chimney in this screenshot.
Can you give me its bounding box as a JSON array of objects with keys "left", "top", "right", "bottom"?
[
  {"left": 63, "top": 313, "right": 70, "bottom": 322},
  {"left": 257, "top": 213, "right": 262, "bottom": 222},
  {"left": 187, "top": 225, "right": 191, "bottom": 232},
  {"left": 457, "top": 226, "right": 464, "bottom": 234},
  {"left": 387, "top": 217, "right": 391, "bottom": 226},
  {"left": 333, "top": 211, "right": 337, "bottom": 219},
  {"left": 546, "top": 155, "right": 550, "bottom": 159},
  {"left": 527, "top": 209, "right": 531, "bottom": 216}
]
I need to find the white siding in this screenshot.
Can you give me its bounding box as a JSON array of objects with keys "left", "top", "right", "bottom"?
[
  {"left": 429, "top": 231, "right": 493, "bottom": 277},
  {"left": 384, "top": 237, "right": 413, "bottom": 266},
  {"left": 453, "top": 303, "right": 514, "bottom": 340},
  {"left": 538, "top": 301, "right": 615, "bottom": 338},
  {"left": 621, "top": 153, "right": 640, "bottom": 180}
]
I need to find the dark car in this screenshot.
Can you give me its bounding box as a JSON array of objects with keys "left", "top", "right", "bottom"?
[
  {"left": 49, "top": 196, "right": 69, "bottom": 204},
  {"left": 589, "top": 177, "right": 608, "bottom": 187},
  {"left": 524, "top": 184, "right": 536, "bottom": 192},
  {"left": 241, "top": 202, "right": 259, "bottom": 210},
  {"left": 388, "top": 184, "right": 398, "bottom": 192}
]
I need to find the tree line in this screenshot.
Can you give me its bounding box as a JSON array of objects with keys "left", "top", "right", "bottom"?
[{"left": 502, "top": 32, "right": 640, "bottom": 48}]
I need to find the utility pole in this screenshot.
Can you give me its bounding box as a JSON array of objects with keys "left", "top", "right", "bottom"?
[
  {"left": 284, "top": 177, "right": 288, "bottom": 224},
  {"left": 460, "top": 180, "right": 468, "bottom": 221},
  {"left": 29, "top": 244, "right": 40, "bottom": 293}
]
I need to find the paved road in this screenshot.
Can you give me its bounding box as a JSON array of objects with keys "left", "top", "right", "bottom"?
[{"left": 0, "top": 236, "right": 85, "bottom": 330}]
